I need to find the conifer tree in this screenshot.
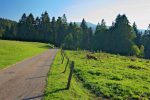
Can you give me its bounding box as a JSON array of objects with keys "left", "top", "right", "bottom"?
[
  {"left": 94, "top": 19, "right": 107, "bottom": 51},
  {"left": 142, "top": 24, "right": 150, "bottom": 58},
  {"left": 80, "top": 18, "right": 89, "bottom": 49},
  {"left": 109, "top": 14, "right": 136, "bottom": 55},
  {"left": 133, "top": 22, "right": 141, "bottom": 47}
]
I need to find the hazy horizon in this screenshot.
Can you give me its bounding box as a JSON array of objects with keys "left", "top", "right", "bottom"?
[{"left": 0, "top": 0, "right": 150, "bottom": 29}]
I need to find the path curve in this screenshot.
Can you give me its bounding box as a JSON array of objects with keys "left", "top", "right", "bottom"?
[{"left": 0, "top": 49, "right": 58, "bottom": 100}]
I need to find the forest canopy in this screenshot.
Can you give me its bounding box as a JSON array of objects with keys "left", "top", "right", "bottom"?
[{"left": 0, "top": 12, "right": 150, "bottom": 58}]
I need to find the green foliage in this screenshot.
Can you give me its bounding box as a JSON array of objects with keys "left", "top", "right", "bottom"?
[
  {"left": 94, "top": 19, "right": 108, "bottom": 51},
  {"left": 0, "top": 18, "right": 17, "bottom": 39},
  {"left": 44, "top": 50, "right": 95, "bottom": 100},
  {"left": 0, "top": 29, "right": 4, "bottom": 38},
  {"left": 0, "top": 40, "right": 52, "bottom": 69},
  {"left": 133, "top": 22, "right": 142, "bottom": 47},
  {"left": 131, "top": 45, "right": 140, "bottom": 56},
  {"left": 93, "top": 15, "right": 139, "bottom": 56},
  {"left": 63, "top": 22, "right": 82, "bottom": 50},
  {"left": 108, "top": 14, "right": 136, "bottom": 55},
  {"left": 1, "top": 13, "right": 150, "bottom": 58},
  {"left": 63, "top": 33, "right": 74, "bottom": 49},
  {"left": 139, "top": 45, "right": 144, "bottom": 57},
  {"left": 66, "top": 50, "right": 150, "bottom": 99},
  {"left": 80, "top": 19, "right": 93, "bottom": 50},
  {"left": 142, "top": 25, "right": 150, "bottom": 58}
]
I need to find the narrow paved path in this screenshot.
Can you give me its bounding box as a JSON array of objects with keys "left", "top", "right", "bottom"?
[{"left": 0, "top": 49, "right": 58, "bottom": 100}]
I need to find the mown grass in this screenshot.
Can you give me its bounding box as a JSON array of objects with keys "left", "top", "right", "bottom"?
[
  {"left": 0, "top": 40, "right": 52, "bottom": 69},
  {"left": 65, "top": 50, "right": 150, "bottom": 100},
  {"left": 44, "top": 51, "right": 95, "bottom": 100}
]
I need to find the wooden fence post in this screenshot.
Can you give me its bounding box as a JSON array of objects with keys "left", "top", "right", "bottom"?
[
  {"left": 66, "top": 61, "right": 74, "bottom": 89},
  {"left": 63, "top": 57, "right": 69, "bottom": 73},
  {"left": 61, "top": 49, "right": 64, "bottom": 64}
]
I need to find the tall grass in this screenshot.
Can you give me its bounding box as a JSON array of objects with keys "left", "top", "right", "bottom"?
[{"left": 66, "top": 50, "right": 150, "bottom": 99}]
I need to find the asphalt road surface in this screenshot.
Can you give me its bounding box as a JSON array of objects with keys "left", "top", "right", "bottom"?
[{"left": 0, "top": 49, "right": 58, "bottom": 100}]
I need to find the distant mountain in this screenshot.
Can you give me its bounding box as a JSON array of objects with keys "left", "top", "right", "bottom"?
[
  {"left": 75, "top": 22, "right": 97, "bottom": 31},
  {"left": 75, "top": 22, "right": 145, "bottom": 34},
  {"left": 138, "top": 29, "right": 145, "bottom": 34}
]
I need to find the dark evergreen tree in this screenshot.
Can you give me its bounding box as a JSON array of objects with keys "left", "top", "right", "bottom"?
[
  {"left": 1, "top": 12, "right": 149, "bottom": 58},
  {"left": 142, "top": 24, "right": 150, "bottom": 58},
  {"left": 17, "top": 13, "right": 27, "bottom": 40},
  {"left": 87, "top": 27, "right": 93, "bottom": 50},
  {"left": 94, "top": 19, "right": 108, "bottom": 51},
  {"left": 64, "top": 33, "right": 74, "bottom": 49},
  {"left": 19, "top": 13, "right": 27, "bottom": 24},
  {"left": 55, "top": 17, "right": 63, "bottom": 46},
  {"left": 133, "top": 22, "right": 142, "bottom": 47},
  {"left": 109, "top": 14, "right": 137, "bottom": 55},
  {"left": 80, "top": 18, "right": 89, "bottom": 49},
  {"left": 61, "top": 14, "right": 68, "bottom": 42},
  {"left": 50, "top": 17, "right": 57, "bottom": 44},
  {"left": 0, "top": 18, "right": 17, "bottom": 39},
  {"left": 40, "top": 11, "right": 51, "bottom": 42},
  {"left": 64, "top": 22, "right": 82, "bottom": 50},
  {"left": 26, "top": 13, "right": 36, "bottom": 41}
]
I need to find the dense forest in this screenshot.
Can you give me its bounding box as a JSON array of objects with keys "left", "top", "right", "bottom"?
[{"left": 0, "top": 11, "right": 150, "bottom": 58}]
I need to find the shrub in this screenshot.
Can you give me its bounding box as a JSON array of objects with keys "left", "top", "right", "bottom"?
[{"left": 131, "top": 45, "right": 140, "bottom": 56}]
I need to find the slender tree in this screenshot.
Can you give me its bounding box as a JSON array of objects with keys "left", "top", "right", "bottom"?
[
  {"left": 133, "top": 22, "right": 141, "bottom": 47},
  {"left": 142, "top": 24, "right": 150, "bottom": 58}
]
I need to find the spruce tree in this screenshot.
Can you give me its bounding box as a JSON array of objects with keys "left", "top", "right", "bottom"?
[
  {"left": 50, "top": 17, "right": 57, "bottom": 44},
  {"left": 40, "top": 11, "right": 51, "bottom": 42},
  {"left": 80, "top": 18, "right": 89, "bottom": 49},
  {"left": 109, "top": 14, "right": 136, "bottom": 55},
  {"left": 94, "top": 19, "right": 107, "bottom": 51},
  {"left": 142, "top": 24, "right": 150, "bottom": 58},
  {"left": 133, "top": 22, "right": 141, "bottom": 47}
]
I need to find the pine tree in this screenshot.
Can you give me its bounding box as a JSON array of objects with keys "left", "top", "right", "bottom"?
[
  {"left": 40, "top": 11, "right": 51, "bottom": 42},
  {"left": 62, "top": 14, "right": 67, "bottom": 24},
  {"left": 87, "top": 27, "right": 93, "bottom": 50},
  {"left": 56, "top": 17, "right": 63, "bottom": 46},
  {"left": 64, "top": 22, "right": 82, "bottom": 50},
  {"left": 109, "top": 14, "right": 137, "bottom": 55},
  {"left": 94, "top": 19, "right": 107, "bottom": 51},
  {"left": 142, "top": 24, "right": 150, "bottom": 58},
  {"left": 61, "top": 14, "right": 68, "bottom": 42},
  {"left": 64, "top": 33, "right": 74, "bottom": 49},
  {"left": 133, "top": 22, "right": 141, "bottom": 47},
  {"left": 17, "top": 13, "right": 28, "bottom": 40},
  {"left": 80, "top": 18, "right": 89, "bottom": 49},
  {"left": 26, "top": 13, "right": 35, "bottom": 41},
  {"left": 19, "top": 13, "right": 27, "bottom": 24},
  {"left": 50, "top": 17, "right": 57, "bottom": 44}
]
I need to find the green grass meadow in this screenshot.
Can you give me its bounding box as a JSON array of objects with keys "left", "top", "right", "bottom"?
[
  {"left": 45, "top": 50, "right": 150, "bottom": 100},
  {"left": 44, "top": 51, "right": 95, "bottom": 100},
  {"left": 0, "top": 40, "right": 52, "bottom": 69},
  {"left": 2, "top": 40, "right": 150, "bottom": 99}
]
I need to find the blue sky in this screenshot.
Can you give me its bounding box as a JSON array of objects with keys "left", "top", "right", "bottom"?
[{"left": 0, "top": 0, "right": 150, "bottom": 29}]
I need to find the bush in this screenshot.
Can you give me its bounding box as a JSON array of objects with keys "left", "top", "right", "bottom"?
[
  {"left": 139, "top": 45, "right": 144, "bottom": 57},
  {"left": 131, "top": 45, "right": 140, "bottom": 56}
]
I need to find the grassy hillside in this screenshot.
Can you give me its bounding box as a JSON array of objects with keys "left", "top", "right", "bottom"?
[
  {"left": 45, "top": 50, "right": 150, "bottom": 99},
  {"left": 66, "top": 51, "right": 150, "bottom": 99},
  {"left": 44, "top": 51, "right": 95, "bottom": 100},
  {"left": 0, "top": 40, "right": 52, "bottom": 69}
]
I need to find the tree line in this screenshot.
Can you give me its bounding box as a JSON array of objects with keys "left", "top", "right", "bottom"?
[{"left": 0, "top": 12, "right": 150, "bottom": 58}]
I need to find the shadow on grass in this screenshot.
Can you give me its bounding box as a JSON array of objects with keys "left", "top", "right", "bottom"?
[
  {"left": 45, "top": 87, "right": 68, "bottom": 96},
  {"left": 22, "top": 87, "right": 67, "bottom": 100},
  {"left": 39, "top": 44, "right": 55, "bottom": 49},
  {"left": 39, "top": 45, "right": 52, "bottom": 49}
]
